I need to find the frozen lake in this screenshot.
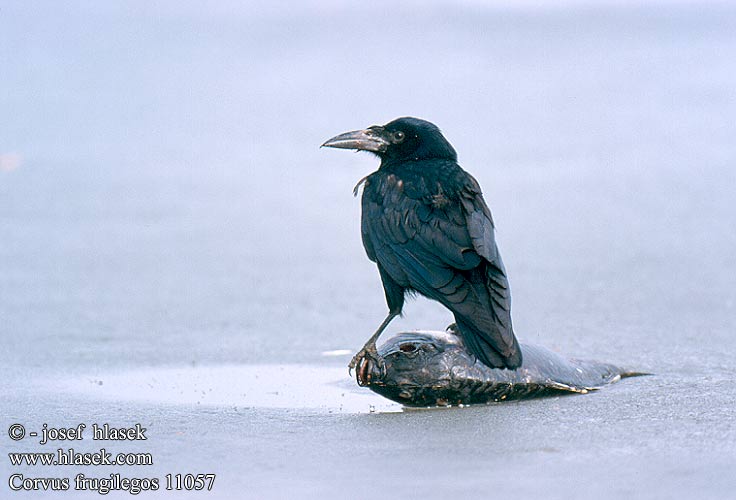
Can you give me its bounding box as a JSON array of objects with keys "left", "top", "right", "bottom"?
[{"left": 2, "top": 1, "right": 735, "bottom": 498}]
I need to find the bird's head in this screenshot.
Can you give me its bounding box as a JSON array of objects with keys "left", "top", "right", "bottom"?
[{"left": 322, "top": 117, "right": 457, "bottom": 163}]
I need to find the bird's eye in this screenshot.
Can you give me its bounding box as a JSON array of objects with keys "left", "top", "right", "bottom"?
[
  {"left": 399, "top": 343, "right": 417, "bottom": 353},
  {"left": 393, "top": 131, "right": 405, "bottom": 143}
]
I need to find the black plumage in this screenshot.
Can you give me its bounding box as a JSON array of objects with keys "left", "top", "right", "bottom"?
[{"left": 323, "top": 117, "right": 521, "bottom": 378}]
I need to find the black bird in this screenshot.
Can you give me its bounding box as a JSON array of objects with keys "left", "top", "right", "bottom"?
[{"left": 322, "top": 117, "right": 522, "bottom": 381}]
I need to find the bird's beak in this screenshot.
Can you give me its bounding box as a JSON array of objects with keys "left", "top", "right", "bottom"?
[{"left": 321, "top": 127, "right": 389, "bottom": 153}]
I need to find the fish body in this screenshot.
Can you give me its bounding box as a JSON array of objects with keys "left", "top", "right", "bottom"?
[{"left": 363, "top": 329, "right": 639, "bottom": 407}]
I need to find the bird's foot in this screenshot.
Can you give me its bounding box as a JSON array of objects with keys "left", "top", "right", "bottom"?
[{"left": 349, "top": 344, "right": 385, "bottom": 387}]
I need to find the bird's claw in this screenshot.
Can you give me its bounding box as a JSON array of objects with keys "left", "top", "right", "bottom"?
[{"left": 349, "top": 346, "right": 385, "bottom": 387}]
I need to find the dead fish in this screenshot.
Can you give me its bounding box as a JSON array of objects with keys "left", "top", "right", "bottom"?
[{"left": 357, "top": 327, "right": 646, "bottom": 407}]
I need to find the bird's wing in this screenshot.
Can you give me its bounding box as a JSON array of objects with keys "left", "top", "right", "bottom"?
[
  {"left": 362, "top": 173, "right": 481, "bottom": 294},
  {"left": 458, "top": 173, "right": 498, "bottom": 262},
  {"left": 457, "top": 174, "right": 517, "bottom": 353}
]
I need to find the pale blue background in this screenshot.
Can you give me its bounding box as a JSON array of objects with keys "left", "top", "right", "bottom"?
[{"left": 2, "top": 1, "right": 735, "bottom": 498}]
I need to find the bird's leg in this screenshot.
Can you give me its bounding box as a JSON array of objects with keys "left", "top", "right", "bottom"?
[{"left": 349, "top": 311, "right": 398, "bottom": 385}]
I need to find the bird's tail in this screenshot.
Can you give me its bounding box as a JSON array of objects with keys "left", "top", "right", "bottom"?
[{"left": 454, "top": 317, "right": 522, "bottom": 369}]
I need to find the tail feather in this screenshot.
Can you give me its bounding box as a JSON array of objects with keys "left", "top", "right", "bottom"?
[{"left": 455, "top": 317, "right": 522, "bottom": 369}]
